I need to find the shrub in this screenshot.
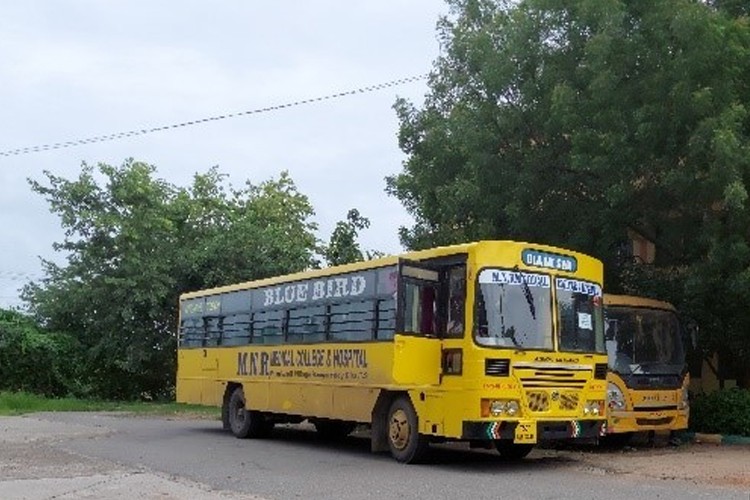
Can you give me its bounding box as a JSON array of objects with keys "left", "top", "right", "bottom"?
[
  {"left": 0, "top": 310, "right": 83, "bottom": 397},
  {"left": 689, "top": 388, "right": 750, "bottom": 437}
]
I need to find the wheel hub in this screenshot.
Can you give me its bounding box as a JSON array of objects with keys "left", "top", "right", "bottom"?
[{"left": 389, "top": 409, "right": 410, "bottom": 450}]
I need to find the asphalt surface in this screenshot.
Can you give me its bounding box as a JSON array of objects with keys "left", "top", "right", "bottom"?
[{"left": 0, "top": 412, "right": 747, "bottom": 500}]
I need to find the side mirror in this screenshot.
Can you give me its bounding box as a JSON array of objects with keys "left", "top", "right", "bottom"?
[{"left": 605, "top": 319, "right": 617, "bottom": 341}]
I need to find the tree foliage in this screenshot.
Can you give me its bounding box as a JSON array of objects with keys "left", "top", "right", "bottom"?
[
  {"left": 0, "top": 309, "right": 81, "bottom": 397},
  {"left": 23, "top": 160, "right": 319, "bottom": 399},
  {"left": 323, "top": 209, "right": 372, "bottom": 266},
  {"left": 388, "top": 0, "right": 750, "bottom": 385}
]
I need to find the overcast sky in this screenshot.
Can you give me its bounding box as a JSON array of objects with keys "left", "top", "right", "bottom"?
[{"left": 0, "top": 1, "right": 448, "bottom": 309}]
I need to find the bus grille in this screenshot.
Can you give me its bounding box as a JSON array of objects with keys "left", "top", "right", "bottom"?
[
  {"left": 519, "top": 368, "right": 587, "bottom": 388},
  {"left": 559, "top": 392, "right": 580, "bottom": 410},
  {"left": 636, "top": 417, "right": 673, "bottom": 426},
  {"left": 485, "top": 358, "right": 510, "bottom": 377},
  {"left": 526, "top": 391, "right": 550, "bottom": 412},
  {"left": 525, "top": 390, "right": 580, "bottom": 412}
]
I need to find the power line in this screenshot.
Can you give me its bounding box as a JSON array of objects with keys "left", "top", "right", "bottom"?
[
  {"left": 0, "top": 271, "right": 42, "bottom": 281},
  {"left": 0, "top": 74, "right": 428, "bottom": 158}
]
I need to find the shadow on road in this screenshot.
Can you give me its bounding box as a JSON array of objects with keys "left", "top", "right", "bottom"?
[{"left": 193, "top": 423, "right": 580, "bottom": 471}]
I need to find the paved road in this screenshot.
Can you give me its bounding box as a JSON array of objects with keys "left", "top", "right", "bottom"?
[{"left": 1, "top": 412, "right": 747, "bottom": 499}]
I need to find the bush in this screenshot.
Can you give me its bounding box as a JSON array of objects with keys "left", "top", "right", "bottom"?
[
  {"left": 690, "top": 388, "right": 750, "bottom": 437},
  {"left": 0, "top": 310, "right": 84, "bottom": 397}
]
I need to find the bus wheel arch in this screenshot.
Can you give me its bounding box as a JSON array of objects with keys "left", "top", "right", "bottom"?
[
  {"left": 226, "top": 385, "right": 271, "bottom": 439},
  {"left": 386, "top": 395, "right": 429, "bottom": 463},
  {"left": 222, "top": 383, "right": 241, "bottom": 431}
]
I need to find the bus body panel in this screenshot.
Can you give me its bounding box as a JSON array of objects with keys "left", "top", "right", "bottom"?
[{"left": 392, "top": 335, "right": 442, "bottom": 385}]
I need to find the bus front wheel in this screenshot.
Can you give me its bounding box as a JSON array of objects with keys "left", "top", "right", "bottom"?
[
  {"left": 494, "top": 441, "right": 534, "bottom": 460},
  {"left": 228, "top": 387, "right": 270, "bottom": 439},
  {"left": 387, "top": 396, "right": 429, "bottom": 463}
]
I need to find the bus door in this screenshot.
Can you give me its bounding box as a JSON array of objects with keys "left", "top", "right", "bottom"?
[{"left": 393, "top": 259, "right": 443, "bottom": 385}]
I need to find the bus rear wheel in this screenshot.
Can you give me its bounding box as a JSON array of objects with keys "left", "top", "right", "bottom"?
[
  {"left": 387, "top": 396, "right": 429, "bottom": 463},
  {"left": 494, "top": 441, "right": 534, "bottom": 460},
  {"left": 228, "top": 387, "right": 270, "bottom": 439}
]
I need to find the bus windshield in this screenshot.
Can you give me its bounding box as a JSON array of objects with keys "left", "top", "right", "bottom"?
[
  {"left": 474, "top": 269, "right": 553, "bottom": 349},
  {"left": 556, "top": 278, "right": 605, "bottom": 354},
  {"left": 605, "top": 307, "right": 685, "bottom": 375}
]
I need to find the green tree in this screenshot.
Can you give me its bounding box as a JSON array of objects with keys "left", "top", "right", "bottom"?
[
  {"left": 324, "top": 209, "right": 373, "bottom": 265},
  {"left": 388, "top": 0, "right": 750, "bottom": 385},
  {"left": 23, "top": 160, "right": 319, "bottom": 399}
]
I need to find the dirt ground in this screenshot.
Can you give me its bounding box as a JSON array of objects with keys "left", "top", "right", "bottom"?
[{"left": 544, "top": 440, "right": 750, "bottom": 490}]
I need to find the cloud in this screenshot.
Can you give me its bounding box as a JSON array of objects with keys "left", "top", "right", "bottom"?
[{"left": 0, "top": 0, "right": 445, "bottom": 308}]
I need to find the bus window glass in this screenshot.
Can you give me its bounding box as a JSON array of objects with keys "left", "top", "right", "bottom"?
[
  {"left": 203, "top": 317, "right": 222, "bottom": 347},
  {"left": 475, "top": 269, "right": 553, "bottom": 349},
  {"left": 288, "top": 306, "right": 326, "bottom": 343},
  {"left": 180, "top": 318, "right": 202, "bottom": 347},
  {"left": 330, "top": 301, "right": 374, "bottom": 341},
  {"left": 222, "top": 314, "right": 252, "bottom": 346},
  {"left": 254, "top": 309, "right": 284, "bottom": 345},
  {"left": 605, "top": 307, "right": 685, "bottom": 375},
  {"left": 556, "top": 278, "right": 605, "bottom": 353},
  {"left": 403, "top": 280, "right": 437, "bottom": 335},
  {"left": 376, "top": 298, "right": 396, "bottom": 340},
  {"left": 446, "top": 266, "right": 466, "bottom": 338}
]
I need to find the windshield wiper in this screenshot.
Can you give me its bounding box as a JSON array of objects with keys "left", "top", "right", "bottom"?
[{"left": 513, "top": 265, "right": 536, "bottom": 320}]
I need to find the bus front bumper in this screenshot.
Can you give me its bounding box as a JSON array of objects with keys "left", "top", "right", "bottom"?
[
  {"left": 607, "top": 409, "right": 689, "bottom": 434},
  {"left": 462, "top": 419, "right": 607, "bottom": 441}
]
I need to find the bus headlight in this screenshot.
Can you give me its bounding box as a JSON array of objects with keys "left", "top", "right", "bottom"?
[
  {"left": 679, "top": 386, "right": 689, "bottom": 410},
  {"left": 607, "top": 382, "right": 626, "bottom": 411},
  {"left": 482, "top": 399, "right": 522, "bottom": 417},
  {"left": 505, "top": 400, "right": 520, "bottom": 416},
  {"left": 584, "top": 400, "right": 604, "bottom": 416},
  {"left": 489, "top": 400, "right": 504, "bottom": 416}
]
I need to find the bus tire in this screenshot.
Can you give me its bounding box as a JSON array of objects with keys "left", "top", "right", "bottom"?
[
  {"left": 228, "top": 387, "right": 268, "bottom": 439},
  {"left": 494, "top": 441, "right": 534, "bottom": 460},
  {"left": 387, "top": 396, "right": 429, "bottom": 463}
]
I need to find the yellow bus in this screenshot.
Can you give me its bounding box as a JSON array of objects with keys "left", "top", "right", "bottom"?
[
  {"left": 603, "top": 294, "right": 689, "bottom": 443},
  {"left": 176, "top": 240, "right": 608, "bottom": 463}
]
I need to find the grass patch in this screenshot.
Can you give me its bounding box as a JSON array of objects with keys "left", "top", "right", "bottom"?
[{"left": 0, "top": 391, "right": 220, "bottom": 419}]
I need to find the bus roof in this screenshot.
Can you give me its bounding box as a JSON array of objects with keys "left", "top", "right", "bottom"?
[
  {"left": 604, "top": 294, "right": 676, "bottom": 312},
  {"left": 181, "top": 239, "right": 601, "bottom": 299}
]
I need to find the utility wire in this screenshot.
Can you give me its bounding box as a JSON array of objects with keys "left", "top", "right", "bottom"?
[
  {"left": 0, "top": 271, "right": 43, "bottom": 281},
  {"left": 0, "top": 74, "right": 428, "bottom": 158}
]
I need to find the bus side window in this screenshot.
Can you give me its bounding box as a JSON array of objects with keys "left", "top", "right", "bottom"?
[
  {"left": 203, "top": 316, "right": 222, "bottom": 347},
  {"left": 330, "top": 300, "right": 375, "bottom": 342},
  {"left": 403, "top": 280, "right": 438, "bottom": 336},
  {"left": 376, "top": 298, "right": 396, "bottom": 340},
  {"left": 180, "top": 318, "right": 202, "bottom": 347},
  {"left": 222, "top": 313, "right": 252, "bottom": 346},
  {"left": 254, "top": 309, "right": 284, "bottom": 345},
  {"left": 445, "top": 266, "right": 466, "bottom": 338},
  {"left": 288, "top": 305, "right": 326, "bottom": 343}
]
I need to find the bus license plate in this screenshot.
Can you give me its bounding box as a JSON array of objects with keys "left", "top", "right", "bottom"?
[{"left": 514, "top": 421, "right": 537, "bottom": 444}]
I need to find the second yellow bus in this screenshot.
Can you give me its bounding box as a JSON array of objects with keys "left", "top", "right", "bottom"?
[{"left": 603, "top": 294, "right": 690, "bottom": 443}]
